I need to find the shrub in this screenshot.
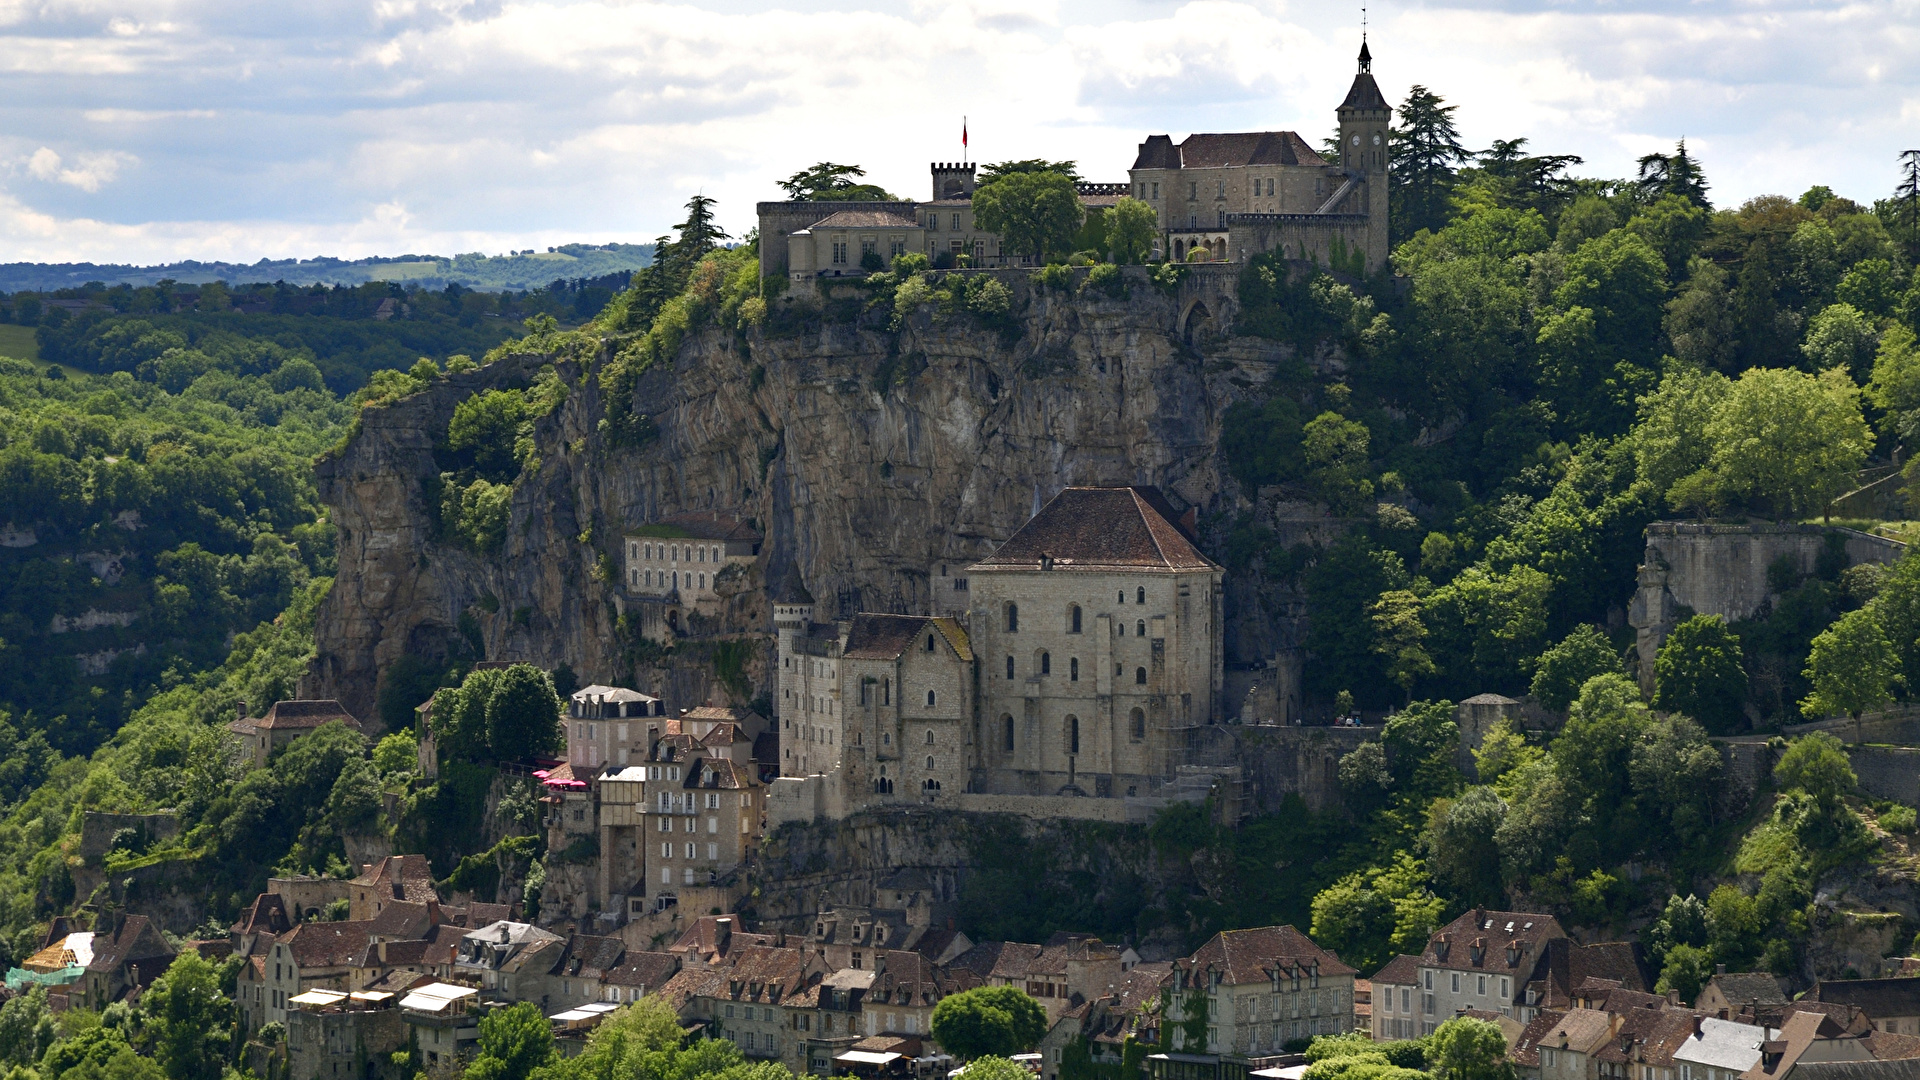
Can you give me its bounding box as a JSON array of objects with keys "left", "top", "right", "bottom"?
[
  {"left": 1030, "top": 263, "right": 1073, "bottom": 291},
  {"left": 1881, "top": 804, "right": 1917, "bottom": 833}
]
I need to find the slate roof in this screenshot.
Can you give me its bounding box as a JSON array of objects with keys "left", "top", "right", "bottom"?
[
  {"left": 1339, "top": 71, "right": 1390, "bottom": 112},
  {"left": 283, "top": 921, "right": 375, "bottom": 968},
  {"left": 1425, "top": 908, "right": 1566, "bottom": 975},
  {"left": 949, "top": 941, "right": 1046, "bottom": 981},
  {"left": 1131, "top": 132, "right": 1328, "bottom": 170},
  {"left": 1177, "top": 925, "right": 1356, "bottom": 984},
  {"left": 247, "top": 699, "right": 361, "bottom": 731},
  {"left": 464, "top": 903, "right": 512, "bottom": 928},
  {"left": 807, "top": 211, "right": 923, "bottom": 230},
  {"left": 1371, "top": 954, "right": 1421, "bottom": 985},
  {"left": 683, "top": 705, "right": 766, "bottom": 728},
  {"left": 971, "top": 487, "right": 1215, "bottom": 573},
  {"left": 669, "top": 916, "right": 776, "bottom": 964},
  {"left": 844, "top": 614, "right": 975, "bottom": 662},
  {"left": 1538, "top": 1008, "right": 1616, "bottom": 1054},
  {"left": 360, "top": 939, "right": 434, "bottom": 968},
  {"left": 551, "top": 935, "right": 627, "bottom": 979},
  {"left": 1675, "top": 1017, "right": 1774, "bottom": 1073},
  {"left": 1813, "top": 979, "right": 1920, "bottom": 1020}
]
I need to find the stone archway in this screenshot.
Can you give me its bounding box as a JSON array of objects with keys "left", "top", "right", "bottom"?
[{"left": 1181, "top": 299, "right": 1214, "bottom": 345}]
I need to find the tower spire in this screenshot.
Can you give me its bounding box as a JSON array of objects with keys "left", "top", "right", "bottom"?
[{"left": 1359, "top": 2, "right": 1372, "bottom": 72}]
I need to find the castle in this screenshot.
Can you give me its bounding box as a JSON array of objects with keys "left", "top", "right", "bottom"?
[
  {"left": 757, "top": 43, "right": 1392, "bottom": 283},
  {"left": 764, "top": 487, "right": 1232, "bottom": 826}
]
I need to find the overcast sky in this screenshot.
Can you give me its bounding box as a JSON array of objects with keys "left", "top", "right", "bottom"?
[{"left": 0, "top": 0, "right": 1915, "bottom": 265}]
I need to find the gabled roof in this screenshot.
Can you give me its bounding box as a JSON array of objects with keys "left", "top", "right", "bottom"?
[
  {"left": 87, "top": 916, "right": 174, "bottom": 974},
  {"left": 1424, "top": 908, "right": 1566, "bottom": 975},
  {"left": 368, "top": 900, "right": 442, "bottom": 941},
  {"left": 970, "top": 487, "right": 1215, "bottom": 573},
  {"left": 572, "top": 685, "right": 658, "bottom": 706},
  {"left": 1371, "top": 954, "right": 1421, "bottom": 985},
  {"left": 1675, "top": 1017, "right": 1774, "bottom": 1073},
  {"left": 1176, "top": 924, "right": 1355, "bottom": 984},
  {"left": 948, "top": 941, "right": 1045, "bottom": 981},
  {"left": 352, "top": 855, "right": 437, "bottom": 897},
  {"left": 244, "top": 699, "right": 362, "bottom": 731},
  {"left": 234, "top": 893, "right": 292, "bottom": 937},
  {"left": 843, "top": 614, "right": 974, "bottom": 662},
  {"left": 1512, "top": 1009, "right": 1569, "bottom": 1068},
  {"left": 683, "top": 705, "right": 765, "bottom": 727},
  {"left": 1538, "top": 1008, "right": 1616, "bottom": 1054},
  {"left": 552, "top": 935, "right": 627, "bottom": 979}
]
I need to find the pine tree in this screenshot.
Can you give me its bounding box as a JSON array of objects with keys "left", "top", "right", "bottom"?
[
  {"left": 1389, "top": 85, "right": 1473, "bottom": 241},
  {"left": 1898, "top": 149, "right": 1920, "bottom": 263},
  {"left": 1635, "top": 139, "right": 1711, "bottom": 208}
]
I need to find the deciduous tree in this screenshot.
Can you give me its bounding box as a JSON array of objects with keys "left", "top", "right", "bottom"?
[{"left": 931, "top": 986, "right": 1048, "bottom": 1060}]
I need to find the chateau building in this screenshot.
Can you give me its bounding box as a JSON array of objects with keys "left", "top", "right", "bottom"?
[
  {"left": 1130, "top": 42, "right": 1391, "bottom": 271},
  {"left": 759, "top": 42, "right": 1390, "bottom": 283}
]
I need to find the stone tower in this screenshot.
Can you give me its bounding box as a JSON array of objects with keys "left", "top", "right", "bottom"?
[
  {"left": 930, "top": 163, "right": 976, "bottom": 201},
  {"left": 1336, "top": 40, "right": 1392, "bottom": 262}
]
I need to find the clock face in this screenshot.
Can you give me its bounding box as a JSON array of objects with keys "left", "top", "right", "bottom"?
[
  {"left": 1373, "top": 134, "right": 1382, "bottom": 145},
  {"left": 1351, "top": 135, "right": 1360, "bottom": 145}
]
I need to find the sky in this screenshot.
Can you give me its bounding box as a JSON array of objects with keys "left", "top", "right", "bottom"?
[{"left": 0, "top": 0, "right": 1916, "bottom": 265}]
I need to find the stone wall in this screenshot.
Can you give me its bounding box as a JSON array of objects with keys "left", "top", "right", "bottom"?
[
  {"left": 79, "top": 811, "right": 179, "bottom": 859},
  {"left": 269, "top": 876, "right": 352, "bottom": 920},
  {"left": 1629, "top": 523, "right": 1906, "bottom": 692},
  {"left": 1849, "top": 746, "right": 1920, "bottom": 806}
]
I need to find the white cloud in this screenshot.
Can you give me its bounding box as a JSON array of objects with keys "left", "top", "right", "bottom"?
[
  {"left": 0, "top": 0, "right": 1916, "bottom": 264},
  {"left": 23, "top": 146, "right": 131, "bottom": 192}
]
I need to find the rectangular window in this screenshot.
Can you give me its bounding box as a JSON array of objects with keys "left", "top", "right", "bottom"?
[
  {"left": 890, "top": 238, "right": 905, "bottom": 257},
  {"left": 951, "top": 213, "right": 961, "bottom": 230},
  {"left": 1450, "top": 973, "right": 1460, "bottom": 993},
  {"left": 831, "top": 241, "right": 847, "bottom": 265},
  {"left": 1477, "top": 976, "right": 1486, "bottom": 995},
  {"left": 1188, "top": 182, "right": 1197, "bottom": 199},
  {"left": 860, "top": 239, "right": 876, "bottom": 258},
  {"left": 707, "top": 842, "right": 718, "bottom": 860},
  {"left": 1152, "top": 182, "right": 1159, "bottom": 199}
]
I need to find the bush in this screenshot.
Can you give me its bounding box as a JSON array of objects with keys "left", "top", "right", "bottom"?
[
  {"left": 1881, "top": 804, "right": 1917, "bottom": 833},
  {"left": 1030, "top": 264, "right": 1073, "bottom": 291}
]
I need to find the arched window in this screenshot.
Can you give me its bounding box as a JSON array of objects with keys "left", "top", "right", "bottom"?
[
  {"left": 1135, "top": 667, "right": 1148, "bottom": 685},
  {"left": 926, "top": 689, "right": 937, "bottom": 707},
  {"left": 926, "top": 634, "right": 936, "bottom": 651},
  {"left": 925, "top": 730, "right": 935, "bottom": 745},
  {"left": 1137, "top": 620, "right": 1146, "bottom": 637},
  {"left": 1130, "top": 707, "right": 1146, "bottom": 741},
  {"left": 1040, "top": 652, "right": 1051, "bottom": 676},
  {"left": 1118, "top": 590, "right": 1125, "bottom": 603},
  {"left": 927, "top": 756, "right": 936, "bottom": 770},
  {"left": 1118, "top": 622, "right": 1125, "bottom": 637},
  {"left": 1006, "top": 603, "right": 1019, "bottom": 632},
  {"left": 1136, "top": 587, "right": 1146, "bottom": 604},
  {"left": 1070, "top": 605, "right": 1082, "bottom": 633},
  {"left": 1006, "top": 656, "right": 1015, "bottom": 680},
  {"left": 1070, "top": 657, "right": 1079, "bottom": 681},
  {"left": 1003, "top": 715, "right": 1015, "bottom": 752},
  {"left": 1067, "top": 715, "right": 1080, "bottom": 755}
]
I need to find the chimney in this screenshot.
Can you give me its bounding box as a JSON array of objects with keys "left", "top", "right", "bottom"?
[
  {"left": 715, "top": 917, "right": 734, "bottom": 954},
  {"left": 237, "top": 699, "right": 247, "bottom": 722},
  {"left": 1693, "top": 1015, "right": 1704, "bottom": 1036},
  {"left": 379, "top": 941, "right": 389, "bottom": 963},
  {"left": 1716, "top": 964, "right": 1727, "bottom": 975}
]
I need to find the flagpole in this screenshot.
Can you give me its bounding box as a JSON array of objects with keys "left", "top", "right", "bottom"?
[{"left": 963, "top": 115, "right": 968, "bottom": 165}]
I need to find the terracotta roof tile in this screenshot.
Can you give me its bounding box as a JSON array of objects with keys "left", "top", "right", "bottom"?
[
  {"left": 250, "top": 699, "right": 361, "bottom": 731},
  {"left": 283, "top": 921, "right": 374, "bottom": 968},
  {"left": 1176, "top": 925, "right": 1355, "bottom": 984}
]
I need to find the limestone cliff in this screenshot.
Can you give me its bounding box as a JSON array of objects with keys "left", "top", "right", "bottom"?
[{"left": 306, "top": 274, "right": 1308, "bottom": 725}]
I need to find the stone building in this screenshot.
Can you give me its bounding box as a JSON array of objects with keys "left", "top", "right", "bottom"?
[
  {"left": 565, "top": 685, "right": 666, "bottom": 772},
  {"left": 787, "top": 210, "right": 926, "bottom": 278},
  {"left": 777, "top": 584, "right": 848, "bottom": 783},
  {"left": 350, "top": 856, "right": 438, "bottom": 922},
  {"left": 837, "top": 614, "right": 975, "bottom": 803},
  {"left": 1130, "top": 42, "right": 1391, "bottom": 272},
  {"left": 1163, "top": 925, "right": 1357, "bottom": 1057},
  {"left": 622, "top": 512, "right": 763, "bottom": 622},
  {"left": 1369, "top": 954, "right": 1421, "bottom": 1041},
  {"left": 967, "top": 486, "right": 1225, "bottom": 799},
  {"left": 228, "top": 699, "right": 363, "bottom": 769}
]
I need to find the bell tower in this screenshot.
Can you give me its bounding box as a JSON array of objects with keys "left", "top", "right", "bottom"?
[
  {"left": 1336, "top": 40, "right": 1391, "bottom": 177},
  {"left": 1334, "top": 38, "right": 1392, "bottom": 271}
]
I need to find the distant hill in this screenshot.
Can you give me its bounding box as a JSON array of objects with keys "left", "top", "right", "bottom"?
[{"left": 0, "top": 242, "right": 655, "bottom": 293}]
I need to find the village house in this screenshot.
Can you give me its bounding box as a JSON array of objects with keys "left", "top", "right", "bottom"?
[
  {"left": 600, "top": 951, "right": 682, "bottom": 1004},
  {"left": 69, "top": 915, "right": 175, "bottom": 1011},
  {"left": 1699, "top": 975, "right": 1790, "bottom": 1023},
  {"left": 623, "top": 512, "right": 762, "bottom": 605},
  {"left": 454, "top": 920, "right": 565, "bottom": 1001},
  {"left": 283, "top": 991, "right": 408, "bottom": 1080},
  {"left": 228, "top": 699, "right": 362, "bottom": 769},
  {"left": 565, "top": 685, "right": 666, "bottom": 771},
  {"left": 1370, "top": 954, "right": 1422, "bottom": 1041},
  {"left": 244, "top": 921, "right": 375, "bottom": 1030},
  {"left": 1038, "top": 962, "right": 1173, "bottom": 1080},
  {"left": 350, "top": 855, "right": 438, "bottom": 922},
  {"left": 1163, "top": 925, "right": 1358, "bottom": 1059},
  {"left": 1676, "top": 1016, "right": 1778, "bottom": 1080},
  {"left": 1812, "top": 980, "right": 1920, "bottom": 1037},
  {"left": 400, "top": 981, "right": 484, "bottom": 1074}
]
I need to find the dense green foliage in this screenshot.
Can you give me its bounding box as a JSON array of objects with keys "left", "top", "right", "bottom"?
[{"left": 930, "top": 987, "right": 1049, "bottom": 1061}]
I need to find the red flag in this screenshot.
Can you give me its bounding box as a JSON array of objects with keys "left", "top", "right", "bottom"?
[{"left": 962, "top": 117, "right": 968, "bottom": 150}]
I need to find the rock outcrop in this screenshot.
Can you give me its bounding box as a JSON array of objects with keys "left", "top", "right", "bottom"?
[{"left": 307, "top": 276, "right": 1309, "bottom": 724}]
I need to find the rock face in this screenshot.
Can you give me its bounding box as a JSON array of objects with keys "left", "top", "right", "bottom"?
[{"left": 307, "top": 277, "right": 1305, "bottom": 725}]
